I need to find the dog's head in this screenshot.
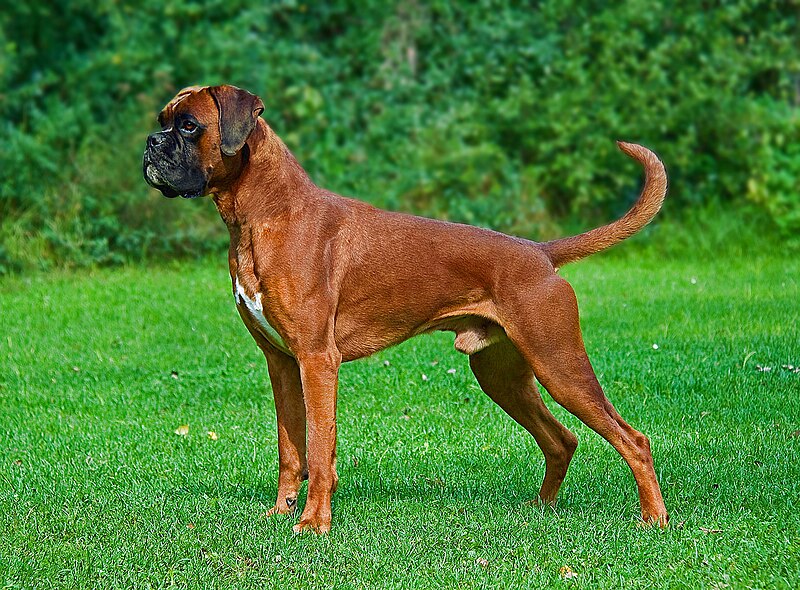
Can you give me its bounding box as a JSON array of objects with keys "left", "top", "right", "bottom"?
[{"left": 142, "top": 85, "right": 264, "bottom": 198}]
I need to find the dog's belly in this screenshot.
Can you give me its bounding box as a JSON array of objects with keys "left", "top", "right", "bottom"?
[
  {"left": 333, "top": 299, "right": 503, "bottom": 362},
  {"left": 234, "top": 276, "right": 293, "bottom": 355}
]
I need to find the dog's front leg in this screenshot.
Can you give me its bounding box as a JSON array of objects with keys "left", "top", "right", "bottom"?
[
  {"left": 262, "top": 348, "right": 308, "bottom": 517},
  {"left": 292, "top": 349, "right": 341, "bottom": 534}
]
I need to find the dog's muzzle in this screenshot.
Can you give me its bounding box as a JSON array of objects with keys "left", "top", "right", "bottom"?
[
  {"left": 142, "top": 157, "right": 180, "bottom": 198},
  {"left": 142, "top": 132, "right": 204, "bottom": 199}
]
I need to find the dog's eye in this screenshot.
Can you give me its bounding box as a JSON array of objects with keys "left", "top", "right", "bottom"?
[{"left": 181, "top": 121, "right": 197, "bottom": 133}]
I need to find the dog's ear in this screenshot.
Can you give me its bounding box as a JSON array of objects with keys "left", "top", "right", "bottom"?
[{"left": 209, "top": 85, "right": 265, "bottom": 156}]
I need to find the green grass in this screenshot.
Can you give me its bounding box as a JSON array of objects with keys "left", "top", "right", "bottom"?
[{"left": 1, "top": 252, "right": 798, "bottom": 588}]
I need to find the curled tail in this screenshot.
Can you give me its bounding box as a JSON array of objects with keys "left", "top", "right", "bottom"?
[{"left": 540, "top": 141, "right": 668, "bottom": 268}]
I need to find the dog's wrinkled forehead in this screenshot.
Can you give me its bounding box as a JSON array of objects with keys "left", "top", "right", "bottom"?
[{"left": 158, "top": 85, "right": 215, "bottom": 127}]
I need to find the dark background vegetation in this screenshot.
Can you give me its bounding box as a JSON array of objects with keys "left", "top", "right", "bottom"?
[{"left": 1, "top": 0, "right": 798, "bottom": 273}]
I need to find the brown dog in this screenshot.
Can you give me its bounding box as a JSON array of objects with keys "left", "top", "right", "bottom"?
[{"left": 143, "top": 85, "right": 669, "bottom": 533}]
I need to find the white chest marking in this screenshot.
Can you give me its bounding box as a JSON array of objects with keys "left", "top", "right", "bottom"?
[{"left": 234, "top": 276, "right": 293, "bottom": 355}]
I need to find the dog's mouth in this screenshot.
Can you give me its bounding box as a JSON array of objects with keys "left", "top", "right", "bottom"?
[
  {"left": 159, "top": 185, "right": 181, "bottom": 199},
  {"left": 144, "top": 164, "right": 178, "bottom": 198},
  {"left": 179, "top": 188, "right": 204, "bottom": 199},
  {"left": 143, "top": 162, "right": 203, "bottom": 199}
]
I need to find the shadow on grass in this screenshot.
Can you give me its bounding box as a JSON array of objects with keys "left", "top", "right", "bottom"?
[{"left": 176, "top": 464, "right": 605, "bottom": 517}]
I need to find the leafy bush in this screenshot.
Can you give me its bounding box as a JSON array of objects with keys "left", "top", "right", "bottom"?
[{"left": 1, "top": 0, "right": 797, "bottom": 272}]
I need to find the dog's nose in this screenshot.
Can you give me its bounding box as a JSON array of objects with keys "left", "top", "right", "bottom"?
[{"left": 147, "top": 133, "right": 166, "bottom": 149}]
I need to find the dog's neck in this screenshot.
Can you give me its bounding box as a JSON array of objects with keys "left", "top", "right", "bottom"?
[{"left": 211, "top": 119, "right": 315, "bottom": 229}]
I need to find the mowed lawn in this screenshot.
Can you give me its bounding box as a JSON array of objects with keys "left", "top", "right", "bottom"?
[{"left": 1, "top": 252, "right": 798, "bottom": 589}]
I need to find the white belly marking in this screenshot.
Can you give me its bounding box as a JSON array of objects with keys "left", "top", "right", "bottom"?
[{"left": 234, "top": 276, "right": 293, "bottom": 355}]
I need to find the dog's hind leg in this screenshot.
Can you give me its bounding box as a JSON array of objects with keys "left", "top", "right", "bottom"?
[
  {"left": 504, "top": 277, "right": 668, "bottom": 525},
  {"left": 469, "top": 336, "right": 578, "bottom": 505}
]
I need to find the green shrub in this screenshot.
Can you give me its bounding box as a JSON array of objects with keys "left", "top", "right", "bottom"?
[{"left": 0, "top": 1, "right": 797, "bottom": 272}]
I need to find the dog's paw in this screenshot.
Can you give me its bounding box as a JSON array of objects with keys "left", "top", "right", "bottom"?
[
  {"left": 292, "top": 511, "right": 331, "bottom": 535},
  {"left": 523, "top": 494, "right": 557, "bottom": 508},
  {"left": 264, "top": 495, "right": 298, "bottom": 517},
  {"left": 637, "top": 514, "right": 669, "bottom": 529}
]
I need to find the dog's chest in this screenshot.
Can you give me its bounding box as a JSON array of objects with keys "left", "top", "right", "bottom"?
[{"left": 233, "top": 276, "right": 293, "bottom": 356}]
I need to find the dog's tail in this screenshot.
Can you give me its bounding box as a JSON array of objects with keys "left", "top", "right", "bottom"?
[{"left": 540, "top": 142, "right": 667, "bottom": 268}]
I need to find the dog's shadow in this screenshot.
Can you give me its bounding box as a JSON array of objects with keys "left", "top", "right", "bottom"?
[{"left": 178, "top": 465, "right": 590, "bottom": 514}]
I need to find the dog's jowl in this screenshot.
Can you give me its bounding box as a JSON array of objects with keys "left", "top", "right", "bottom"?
[{"left": 144, "top": 85, "right": 669, "bottom": 533}]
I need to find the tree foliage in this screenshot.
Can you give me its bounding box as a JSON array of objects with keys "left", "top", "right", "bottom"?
[{"left": 1, "top": 1, "right": 797, "bottom": 272}]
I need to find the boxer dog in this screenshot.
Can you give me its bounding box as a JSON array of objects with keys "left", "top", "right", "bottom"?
[{"left": 143, "top": 85, "right": 669, "bottom": 533}]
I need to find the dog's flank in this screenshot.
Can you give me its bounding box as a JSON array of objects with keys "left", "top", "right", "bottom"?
[{"left": 540, "top": 141, "right": 668, "bottom": 267}]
